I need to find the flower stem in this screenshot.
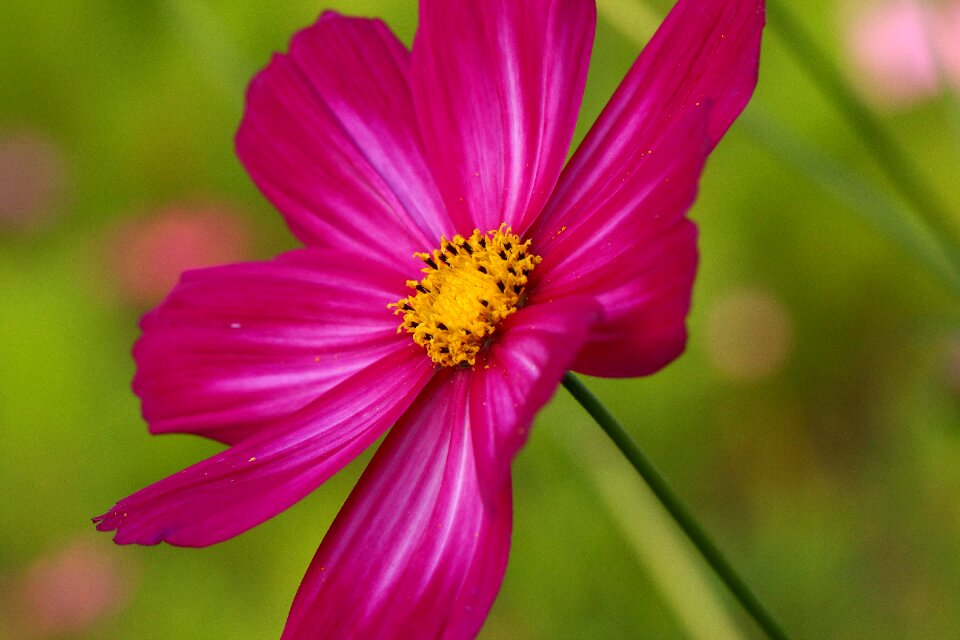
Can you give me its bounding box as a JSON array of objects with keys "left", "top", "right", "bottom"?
[
  {"left": 551, "top": 427, "right": 746, "bottom": 640},
  {"left": 561, "top": 372, "right": 789, "bottom": 640}
]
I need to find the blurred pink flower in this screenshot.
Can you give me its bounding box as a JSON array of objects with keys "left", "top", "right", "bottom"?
[
  {"left": 844, "top": 0, "right": 960, "bottom": 108},
  {"left": 0, "top": 131, "right": 67, "bottom": 232},
  {"left": 10, "top": 537, "right": 134, "bottom": 638},
  {"left": 95, "top": 1, "right": 764, "bottom": 637},
  {"left": 107, "top": 204, "right": 252, "bottom": 307}
]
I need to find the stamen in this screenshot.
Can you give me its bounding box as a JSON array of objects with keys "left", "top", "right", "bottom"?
[{"left": 389, "top": 225, "right": 541, "bottom": 367}]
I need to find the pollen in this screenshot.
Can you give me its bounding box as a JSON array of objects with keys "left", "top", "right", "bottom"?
[{"left": 390, "top": 225, "right": 541, "bottom": 367}]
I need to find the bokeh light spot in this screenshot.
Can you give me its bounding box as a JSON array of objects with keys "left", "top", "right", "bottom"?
[
  {"left": 0, "top": 130, "right": 67, "bottom": 232},
  {"left": 705, "top": 286, "right": 794, "bottom": 383},
  {"left": 106, "top": 203, "right": 252, "bottom": 308}
]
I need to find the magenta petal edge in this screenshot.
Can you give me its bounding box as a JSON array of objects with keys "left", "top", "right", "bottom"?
[{"left": 94, "top": 1, "right": 765, "bottom": 638}]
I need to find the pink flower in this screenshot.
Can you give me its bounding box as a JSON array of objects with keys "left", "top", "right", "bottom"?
[{"left": 94, "top": 1, "right": 764, "bottom": 637}]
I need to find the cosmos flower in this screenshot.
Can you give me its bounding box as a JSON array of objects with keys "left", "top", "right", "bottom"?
[{"left": 94, "top": 0, "right": 764, "bottom": 637}]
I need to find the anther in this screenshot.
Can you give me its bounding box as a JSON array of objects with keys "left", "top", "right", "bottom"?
[{"left": 391, "top": 226, "right": 541, "bottom": 367}]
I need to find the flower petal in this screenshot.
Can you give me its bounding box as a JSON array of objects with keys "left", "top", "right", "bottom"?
[
  {"left": 94, "top": 344, "right": 434, "bottom": 547},
  {"left": 133, "top": 248, "right": 410, "bottom": 445},
  {"left": 530, "top": 110, "right": 706, "bottom": 377},
  {"left": 564, "top": 219, "right": 698, "bottom": 377},
  {"left": 529, "top": 0, "right": 764, "bottom": 377},
  {"left": 281, "top": 371, "right": 511, "bottom": 640},
  {"left": 281, "top": 297, "right": 597, "bottom": 639},
  {"left": 411, "top": 0, "right": 596, "bottom": 235},
  {"left": 236, "top": 12, "right": 450, "bottom": 260},
  {"left": 468, "top": 295, "right": 600, "bottom": 489}
]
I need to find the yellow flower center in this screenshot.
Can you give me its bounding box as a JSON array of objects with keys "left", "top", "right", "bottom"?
[{"left": 391, "top": 225, "right": 541, "bottom": 367}]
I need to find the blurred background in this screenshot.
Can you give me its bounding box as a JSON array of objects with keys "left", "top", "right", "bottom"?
[{"left": 2, "top": 0, "right": 959, "bottom": 638}]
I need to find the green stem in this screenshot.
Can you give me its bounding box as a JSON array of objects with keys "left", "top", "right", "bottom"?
[
  {"left": 561, "top": 372, "right": 789, "bottom": 640},
  {"left": 767, "top": 0, "right": 960, "bottom": 278}
]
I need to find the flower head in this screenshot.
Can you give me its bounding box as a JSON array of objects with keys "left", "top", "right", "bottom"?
[{"left": 94, "top": 0, "right": 764, "bottom": 637}]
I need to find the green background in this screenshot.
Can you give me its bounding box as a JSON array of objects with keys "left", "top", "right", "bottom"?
[{"left": 2, "top": 0, "right": 959, "bottom": 638}]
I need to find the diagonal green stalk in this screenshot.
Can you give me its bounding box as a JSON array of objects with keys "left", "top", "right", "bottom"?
[
  {"left": 551, "top": 426, "right": 746, "bottom": 640},
  {"left": 766, "top": 0, "right": 960, "bottom": 278},
  {"left": 562, "top": 373, "right": 789, "bottom": 640},
  {"left": 739, "top": 106, "right": 960, "bottom": 295}
]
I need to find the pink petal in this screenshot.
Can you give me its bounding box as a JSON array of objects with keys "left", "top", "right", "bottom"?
[
  {"left": 281, "top": 371, "right": 511, "bottom": 640},
  {"left": 565, "top": 220, "right": 698, "bottom": 377},
  {"left": 528, "top": 0, "right": 764, "bottom": 377},
  {"left": 410, "top": 0, "right": 596, "bottom": 235},
  {"left": 468, "top": 295, "right": 600, "bottom": 491},
  {"left": 94, "top": 345, "right": 434, "bottom": 547},
  {"left": 133, "top": 248, "right": 410, "bottom": 445},
  {"left": 236, "top": 12, "right": 450, "bottom": 260},
  {"left": 281, "top": 297, "right": 597, "bottom": 639},
  {"left": 531, "top": 110, "right": 706, "bottom": 377}
]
